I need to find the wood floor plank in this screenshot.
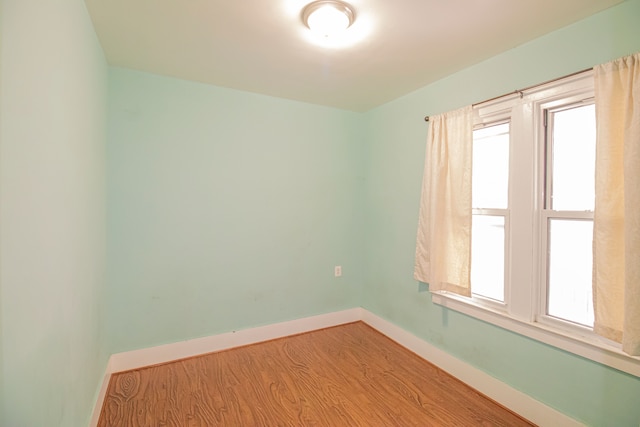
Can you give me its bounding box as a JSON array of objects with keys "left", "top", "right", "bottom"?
[{"left": 98, "top": 322, "right": 535, "bottom": 426}]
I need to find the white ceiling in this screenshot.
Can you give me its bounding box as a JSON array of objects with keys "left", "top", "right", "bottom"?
[{"left": 85, "top": 0, "right": 622, "bottom": 112}]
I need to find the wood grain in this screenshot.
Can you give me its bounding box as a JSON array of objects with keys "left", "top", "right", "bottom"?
[{"left": 98, "top": 322, "right": 535, "bottom": 426}]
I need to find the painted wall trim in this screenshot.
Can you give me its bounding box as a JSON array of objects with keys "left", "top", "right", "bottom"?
[
  {"left": 360, "top": 310, "right": 584, "bottom": 427},
  {"left": 431, "top": 291, "right": 640, "bottom": 377},
  {"left": 89, "top": 308, "right": 582, "bottom": 427},
  {"left": 89, "top": 308, "right": 362, "bottom": 426},
  {"left": 109, "top": 308, "right": 362, "bottom": 373},
  {"left": 89, "top": 359, "right": 113, "bottom": 427}
]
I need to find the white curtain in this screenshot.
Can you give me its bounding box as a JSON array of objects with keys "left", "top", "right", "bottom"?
[
  {"left": 593, "top": 52, "right": 640, "bottom": 356},
  {"left": 414, "top": 106, "right": 473, "bottom": 296}
]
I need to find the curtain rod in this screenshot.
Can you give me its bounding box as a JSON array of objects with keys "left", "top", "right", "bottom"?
[{"left": 423, "top": 67, "right": 593, "bottom": 122}]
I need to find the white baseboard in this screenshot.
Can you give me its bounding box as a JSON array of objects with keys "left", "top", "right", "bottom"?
[
  {"left": 360, "top": 310, "right": 583, "bottom": 427},
  {"left": 89, "top": 308, "right": 362, "bottom": 427},
  {"left": 108, "top": 308, "right": 362, "bottom": 373},
  {"left": 89, "top": 358, "right": 113, "bottom": 427},
  {"left": 90, "top": 307, "right": 582, "bottom": 427}
]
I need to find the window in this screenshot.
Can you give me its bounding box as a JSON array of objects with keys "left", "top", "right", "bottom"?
[
  {"left": 431, "top": 71, "right": 640, "bottom": 376},
  {"left": 541, "top": 103, "right": 595, "bottom": 328},
  {"left": 471, "top": 123, "right": 509, "bottom": 304}
]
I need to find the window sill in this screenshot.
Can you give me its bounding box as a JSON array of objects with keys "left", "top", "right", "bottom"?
[{"left": 430, "top": 291, "right": 640, "bottom": 378}]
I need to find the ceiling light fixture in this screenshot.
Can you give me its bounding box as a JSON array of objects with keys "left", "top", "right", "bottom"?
[{"left": 302, "top": 0, "right": 355, "bottom": 38}]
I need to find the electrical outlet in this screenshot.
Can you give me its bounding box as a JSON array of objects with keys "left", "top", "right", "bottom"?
[{"left": 334, "top": 265, "right": 342, "bottom": 277}]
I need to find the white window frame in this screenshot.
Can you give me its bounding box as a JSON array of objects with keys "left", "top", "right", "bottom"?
[
  {"left": 471, "top": 120, "right": 511, "bottom": 308},
  {"left": 537, "top": 100, "right": 595, "bottom": 331},
  {"left": 430, "top": 70, "right": 640, "bottom": 377}
]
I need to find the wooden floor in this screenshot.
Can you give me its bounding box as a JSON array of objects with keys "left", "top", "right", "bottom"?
[{"left": 98, "top": 322, "right": 535, "bottom": 426}]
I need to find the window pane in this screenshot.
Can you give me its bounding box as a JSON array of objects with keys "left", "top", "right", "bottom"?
[
  {"left": 473, "top": 123, "right": 509, "bottom": 209},
  {"left": 471, "top": 215, "right": 505, "bottom": 302},
  {"left": 550, "top": 104, "right": 595, "bottom": 211},
  {"left": 547, "top": 219, "right": 594, "bottom": 326}
]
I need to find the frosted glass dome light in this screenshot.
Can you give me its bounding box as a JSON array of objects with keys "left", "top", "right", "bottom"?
[{"left": 302, "top": 1, "right": 355, "bottom": 38}]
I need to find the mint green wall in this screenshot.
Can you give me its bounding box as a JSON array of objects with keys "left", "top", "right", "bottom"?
[
  {"left": 0, "top": 0, "right": 108, "bottom": 426},
  {"left": 361, "top": 1, "right": 640, "bottom": 426},
  {"left": 0, "top": 0, "right": 4, "bottom": 415},
  {"left": 1, "top": 0, "right": 638, "bottom": 425},
  {"left": 106, "top": 68, "right": 365, "bottom": 353}
]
